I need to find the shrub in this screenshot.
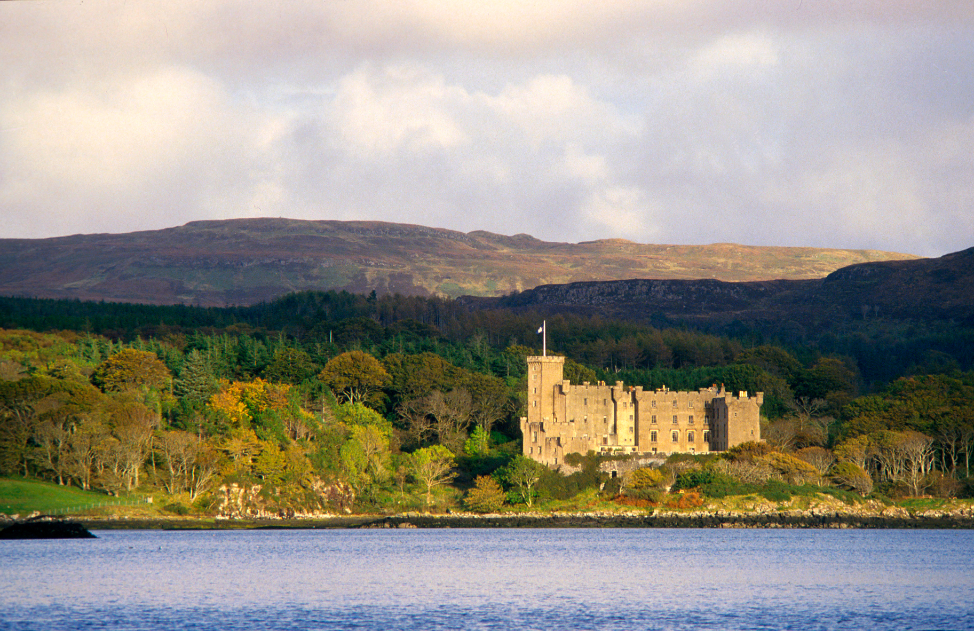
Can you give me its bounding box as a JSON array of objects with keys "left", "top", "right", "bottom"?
[
  {"left": 960, "top": 477, "right": 974, "bottom": 500},
  {"left": 722, "top": 441, "right": 773, "bottom": 461},
  {"left": 629, "top": 466, "right": 667, "bottom": 488},
  {"left": 665, "top": 491, "right": 704, "bottom": 509},
  {"left": 699, "top": 475, "right": 758, "bottom": 499},
  {"left": 163, "top": 501, "right": 191, "bottom": 516},
  {"left": 624, "top": 487, "right": 664, "bottom": 504},
  {"left": 464, "top": 476, "right": 506, "bottom": 513},
  {"left": 759, "top": 480, "right": 793, "bottom": 502},
  {"left": 925, "top": 471, "right": 961, "bottom": 498},
  {"left": 671, "top": 468, "right": 716, "bottom": 492},
  {"left": 830, "top": 461, "right": 873, "bottom": 496},
  {"left": 875, "top": 480, "right": 911, "bottom": 500}
]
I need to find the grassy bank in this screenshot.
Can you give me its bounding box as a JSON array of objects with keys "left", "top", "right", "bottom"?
[{"left": 0, "top": 478, "right": 146, "bottom": 517}]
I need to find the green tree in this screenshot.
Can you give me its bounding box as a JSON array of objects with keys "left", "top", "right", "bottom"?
[
  {"left": 407, "top": 445, "right": 456, "bottom": 505},
  {"left": 174, "top": 350, "right": 218, "bottom": 404},
  {"left": 501, "top": 455, "right": 544, "bottom": 507},
  {"left": 264, "top": 347, "right": 316, "bottom": 385},
  {"left": 320, "top": 351, "right": 390, "bottom": 407}
]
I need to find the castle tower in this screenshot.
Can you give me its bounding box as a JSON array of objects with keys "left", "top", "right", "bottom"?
[{"left": 526, "top": 355, "right": 565, "bottom": 425}]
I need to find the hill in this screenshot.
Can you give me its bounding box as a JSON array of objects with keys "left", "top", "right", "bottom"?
[
  {"left": 459, "top": 247, "right": 974, "bottom": 329},
  {"left": 0, "top": 218, "right": 916, "bottom": 307}
]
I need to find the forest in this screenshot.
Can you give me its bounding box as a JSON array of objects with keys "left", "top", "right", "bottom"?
[{"left": 1, "top": 290, "right": 972, "bottom": 516}]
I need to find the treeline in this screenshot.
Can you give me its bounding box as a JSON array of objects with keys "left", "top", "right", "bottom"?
[{"left": 3, "top": 290, "right": 972, "bottom": 386}]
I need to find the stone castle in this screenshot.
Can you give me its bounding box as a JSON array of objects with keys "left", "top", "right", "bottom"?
[{"left": 521, "top": 355, "right": 763, "bottom": 467}]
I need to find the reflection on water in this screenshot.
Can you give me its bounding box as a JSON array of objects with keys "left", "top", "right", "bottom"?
[{"left": 2, "top": 529, "right": 973, "bottom": 630}]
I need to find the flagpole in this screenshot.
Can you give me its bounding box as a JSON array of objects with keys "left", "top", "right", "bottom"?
[{"left": 543, "top": 320, "right": 546, "bottom": 357}]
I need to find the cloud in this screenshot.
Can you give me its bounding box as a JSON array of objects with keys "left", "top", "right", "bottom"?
[{"left": 0, "top": 1, "right": 972, "bottom": 257}]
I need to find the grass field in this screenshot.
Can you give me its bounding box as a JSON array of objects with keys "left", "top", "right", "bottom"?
[{"left": 0, "top": 478, "right": 142, "bottom": 516}]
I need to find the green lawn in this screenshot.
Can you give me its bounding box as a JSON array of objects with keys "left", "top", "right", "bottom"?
[{"left": 0, "top": 478, "right": 134, "bottom": 516}]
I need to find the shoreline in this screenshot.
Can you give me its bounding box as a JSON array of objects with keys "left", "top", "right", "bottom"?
[{"left": 75, "top": 510, "right": 974, "bottom": 531}]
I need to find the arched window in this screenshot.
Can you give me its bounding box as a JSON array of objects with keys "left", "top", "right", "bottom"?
[
  {"left": 687, "top": 431, "right": 695, "bottom": 442},
  {"left": 671, "top": 430, "right": 679, "bottom": 442}
]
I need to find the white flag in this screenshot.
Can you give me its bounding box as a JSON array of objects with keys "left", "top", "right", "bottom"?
[{"left": 537, "top": 326, "right": 543, "bottom": 334}]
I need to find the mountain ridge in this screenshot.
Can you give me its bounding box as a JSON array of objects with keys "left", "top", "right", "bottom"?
[{"left": 0, "top": 217, "right": 919, "bottom": 307}]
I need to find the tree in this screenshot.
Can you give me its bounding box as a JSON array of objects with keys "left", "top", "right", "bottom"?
[
  {"left": 107, "top": 397, "right": 158, "bottom": 491},
  {"left": 407, "top": 445, "right": 456, "bottom": 506},
  {"left": 319, "top": 351, "right": 390, "bottom": 407},
  {"left": 834, "top": 435, "right": 870, "bottom": 470},
  {"left": 155, "top": 430, "right": 219, "bottom": 499},
  {"left": 900, "top": 430, "right": 936, "bottom": 496},
  {"left": 501, "top": 456, "right": 544, "bottom": 507},
  {"left": 464, "top": 475, "right": 505, "bottom": 513},
  {"left": 795, "top": 447, "right": 835, "bottom": 477},
  {"left": 831, "top": 461, "right": 873, "bottom": 496},
  {"left": 174, "top": 350, "right": 218, "bottom": 404},
  {"left": 91, "top": 349, "right": 171, "bottom": 393},
  {"left": 264, "top": 347, "right": 316, "bottom": 385}
]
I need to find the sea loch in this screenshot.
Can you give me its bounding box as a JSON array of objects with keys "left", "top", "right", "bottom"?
[{"left": 2, "top": 528, "right": 973, "bottom": 630}]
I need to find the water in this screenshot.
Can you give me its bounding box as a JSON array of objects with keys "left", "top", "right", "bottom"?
[{"left": 2, "top": 528, "right": 973, "bottom": 630}]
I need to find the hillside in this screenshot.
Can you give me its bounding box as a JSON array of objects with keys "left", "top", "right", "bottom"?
[
  {"left": 0, "top": 218, "right": 916, "bottom": 307},
  {"left": 460, "top": 247, "right": 974, "bottom": 329}
]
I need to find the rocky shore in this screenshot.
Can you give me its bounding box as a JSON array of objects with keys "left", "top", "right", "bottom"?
[{"left": 65, "top": 503, "right": 974, "bottom": 531}]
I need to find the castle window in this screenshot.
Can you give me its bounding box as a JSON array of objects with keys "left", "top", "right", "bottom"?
[
  {"left": 651, "top": 400, "right": 656, "bottom": 408},
  {"left": 651, "top": 415, "right": 657, "bottom": 424},
  {"left": 689, "top": 401, "right": 694, "bottom": 408},
  {"left": 532, "top": 431, "right": 538, "bottom": 442},
  {"left": 689, "top": 415, "right": 694, "bottom": 425},
  {"left": 629, "top": 414, "right": 634, "bottom": 422},
  {"left": 533, "top": 387, "right": 537, "bottom": 394},
  {"left": 688, "top": 431, "right": 695, "bottom": 442},
  {"left": 584, "top": 398, "right": 588, "bottom": 406},
  {"left": 671, "top": 430, "right": 679, "bottom": 442},
  {"left": 533, "top": 400, "right": 537, "bottom": 407},
  {"left": 603, "top": 416, "right": 607, "bottom": 425},
  {"left": 629, "top": 426, "right": 634, "bottom": 433},
  {"left": 650, "top": 430, "right": 657, "bottom": 442},
  {"left": 672, "top": 415, "right": 678, "bottom": 424},
  {"left": 602, "top": 437, "right": 608, "bottom": 445},
  {"left": 673, "top": 400, "right": 678, "bottom": 408},
  {"left": 603, "top": 399, "right": 607, "bottom": 406},
  {"left": 703, "top": 430, "right": 710, "bottom": 442}
]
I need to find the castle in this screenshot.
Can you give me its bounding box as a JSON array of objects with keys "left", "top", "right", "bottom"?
[{"left": 520, "top": 355, "right": 763, "bottom": 467}]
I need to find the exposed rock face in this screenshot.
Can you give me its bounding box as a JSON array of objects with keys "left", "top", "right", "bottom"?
[
  {"left": 0, "top": 518, "right": 96, "bottom": 539},
  {"left": 214, "top": 480, "right": 356, "bottom": 519}
]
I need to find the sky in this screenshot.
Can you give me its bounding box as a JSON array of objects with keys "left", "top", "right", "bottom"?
[{"left": 1, "top": 1, "right": 972, "bottom": 257}]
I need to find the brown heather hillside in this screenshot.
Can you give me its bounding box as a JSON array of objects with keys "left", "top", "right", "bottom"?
[
  {"left": 460, "top": 247, "right": 974, "bottom": 328},
  {"left": 0, "top": 218, "right": 917, "bottom": 307}
]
